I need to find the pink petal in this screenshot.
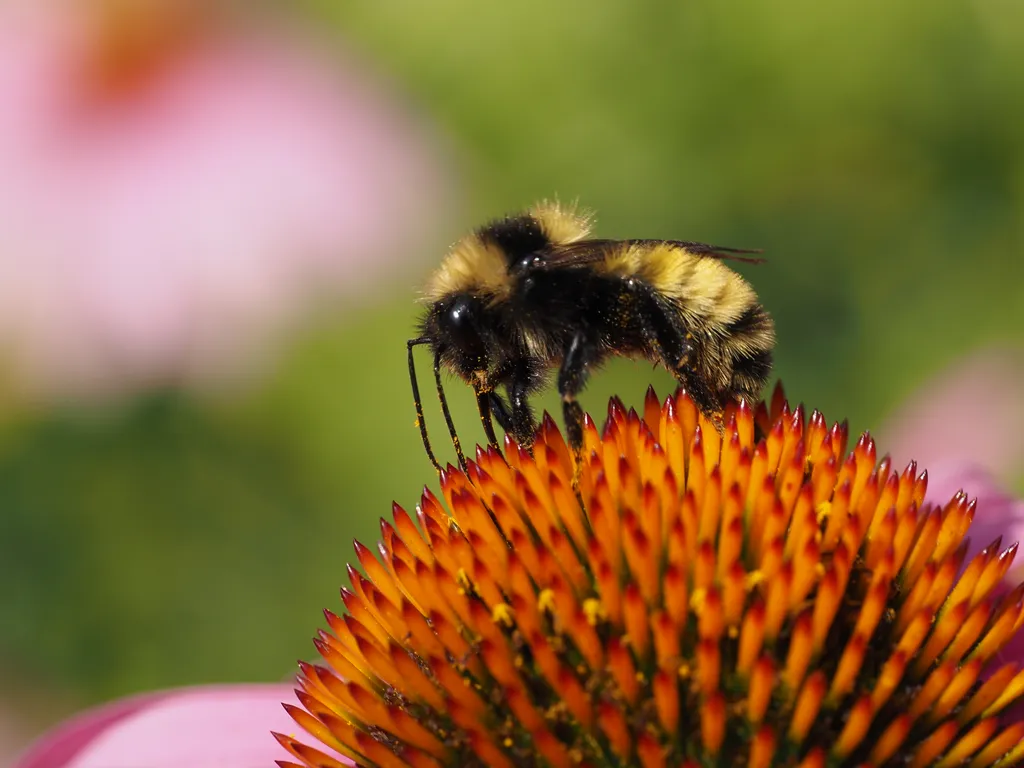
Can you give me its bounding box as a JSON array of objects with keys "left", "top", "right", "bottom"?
[
  {"left": 15, "top": 684, "right": 350, "bottom": 768},
  {"left": 880, "top": 346, "right": 1024, "bottom": 578},
  {"left": 880, "top": 347, "right": 1024, "bottom": 705},
  {"left": 880, "top": 348, "right": 1024, "bottom": 484},
  {"left": 0, "top": 2, "right": 449, "bottom": 399}
]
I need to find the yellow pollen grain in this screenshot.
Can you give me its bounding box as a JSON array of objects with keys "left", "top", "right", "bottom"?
[
  {"left": 691, "top": 588, "right": 708, "bottom": 613},
  {"left": 538, "top": 589, "right": 556, "bottom": 614},
  {"left": 815, "top": 501, "right": 831, "bottom": 524},
  {"left": 492, "top": 603, "right": 515, "bottom": 627},
  {"left": 583, "top": 597, "right": 605, "bottom": 625}
]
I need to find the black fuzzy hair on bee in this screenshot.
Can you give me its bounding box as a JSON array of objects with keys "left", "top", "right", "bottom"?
[{"left": 408, "top": 201, "right": 775, "bottom": 473}]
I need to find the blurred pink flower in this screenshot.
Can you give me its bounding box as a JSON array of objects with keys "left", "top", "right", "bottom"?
[
  {"left": 880, "top": 347, "right": 1024, "bottom": 568},
  {"left": 881, "top": 347, "right": 1024, "bottom": 708},
  {"left": 882, "top": 347, "right": 1024, "bottom": 489},
  {"left": 14, "top": 684, "right": 351, "bottom": 768},
  {"left": 0, "top": 0, "right": 448, "bottom": 400}
]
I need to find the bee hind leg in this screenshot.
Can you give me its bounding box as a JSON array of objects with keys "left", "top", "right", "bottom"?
[
  {"left": 635, "top": 292, "right": 726, "bottom": 434},
  {"left": 473, "top": 384, "right": 502, "bottom": 452},
  {"left": 676, "top": 369, "right": 726, "bottom": 434}
]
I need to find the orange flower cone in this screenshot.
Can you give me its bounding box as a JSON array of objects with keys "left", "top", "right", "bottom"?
[{"left": 276, "top": 385, "right": 1024, "bottom": 767}]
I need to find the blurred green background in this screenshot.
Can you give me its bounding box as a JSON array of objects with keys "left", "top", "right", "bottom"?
[{"left": 3, "top": 0, "right": 1023, "bottom": 743}]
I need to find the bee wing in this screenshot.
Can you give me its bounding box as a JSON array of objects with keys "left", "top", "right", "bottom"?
[
  {"left": 526, "top": 240, "right": 622, "bottom": 270},
  {"left": 527, "top": 239, "right": 766, "bottom": 272},
  {"left": 633, "top": 239, "right": 767, "bottom": 265}
]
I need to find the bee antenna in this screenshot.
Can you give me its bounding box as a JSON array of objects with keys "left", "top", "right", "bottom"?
[{"left": 408, "top": 338, "right": 442, "bottom": 474}]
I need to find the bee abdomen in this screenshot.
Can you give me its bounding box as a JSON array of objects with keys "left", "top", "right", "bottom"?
[{"left": 722, "top": 303, "right": 775, "bottom": 398}]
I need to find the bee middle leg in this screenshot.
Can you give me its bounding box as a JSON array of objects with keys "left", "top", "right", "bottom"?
[
  {"left": 489, "top": 359, "right": 540, "bottom": 450},
  {"left": 474, "top": 386, "right": 521, "bottom": 453},
  {"left": 487, "top": 391, "right": 515, "bottom": 434},
  {"left": 473, "top": 384, "right": 502, "bottom": 451}
]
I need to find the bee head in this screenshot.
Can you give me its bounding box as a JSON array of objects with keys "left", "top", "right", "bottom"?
[{"left": 426, "top": 293, "right": 490, "bottom": 376}]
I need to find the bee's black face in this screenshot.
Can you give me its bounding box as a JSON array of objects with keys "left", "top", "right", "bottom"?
[{"left": 432, "top": 294, "right": 488, "bottom": 372}]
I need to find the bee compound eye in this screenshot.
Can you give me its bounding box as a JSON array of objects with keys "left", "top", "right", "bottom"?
[
  {"left": 448, "top": 297, "right": 476, "bottom": 327},
  {"left": 439, "top": 296, "right": 486, "bottom": 362}
]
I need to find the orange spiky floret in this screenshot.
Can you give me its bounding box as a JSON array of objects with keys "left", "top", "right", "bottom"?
[{"left": 276, "top": 384, "right": 1024, "bottom": 767}]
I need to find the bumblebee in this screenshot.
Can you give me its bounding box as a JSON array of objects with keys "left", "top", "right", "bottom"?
[{"left": 408, "top": 201, "right": 775, "bottom": 472}]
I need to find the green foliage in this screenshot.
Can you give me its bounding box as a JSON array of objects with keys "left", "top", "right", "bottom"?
[{"left": 3, "top": 0, "right": 1023, "bottom": 719}]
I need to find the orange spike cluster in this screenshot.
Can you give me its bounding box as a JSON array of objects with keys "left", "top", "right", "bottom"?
[{"left": 276, "top": 384, "right": 1024, "bottom": 768}]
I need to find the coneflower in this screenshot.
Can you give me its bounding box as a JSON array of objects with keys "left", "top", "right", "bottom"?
[{"left": 275, "top": 385, "right": 1024, "bottom": 767}]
